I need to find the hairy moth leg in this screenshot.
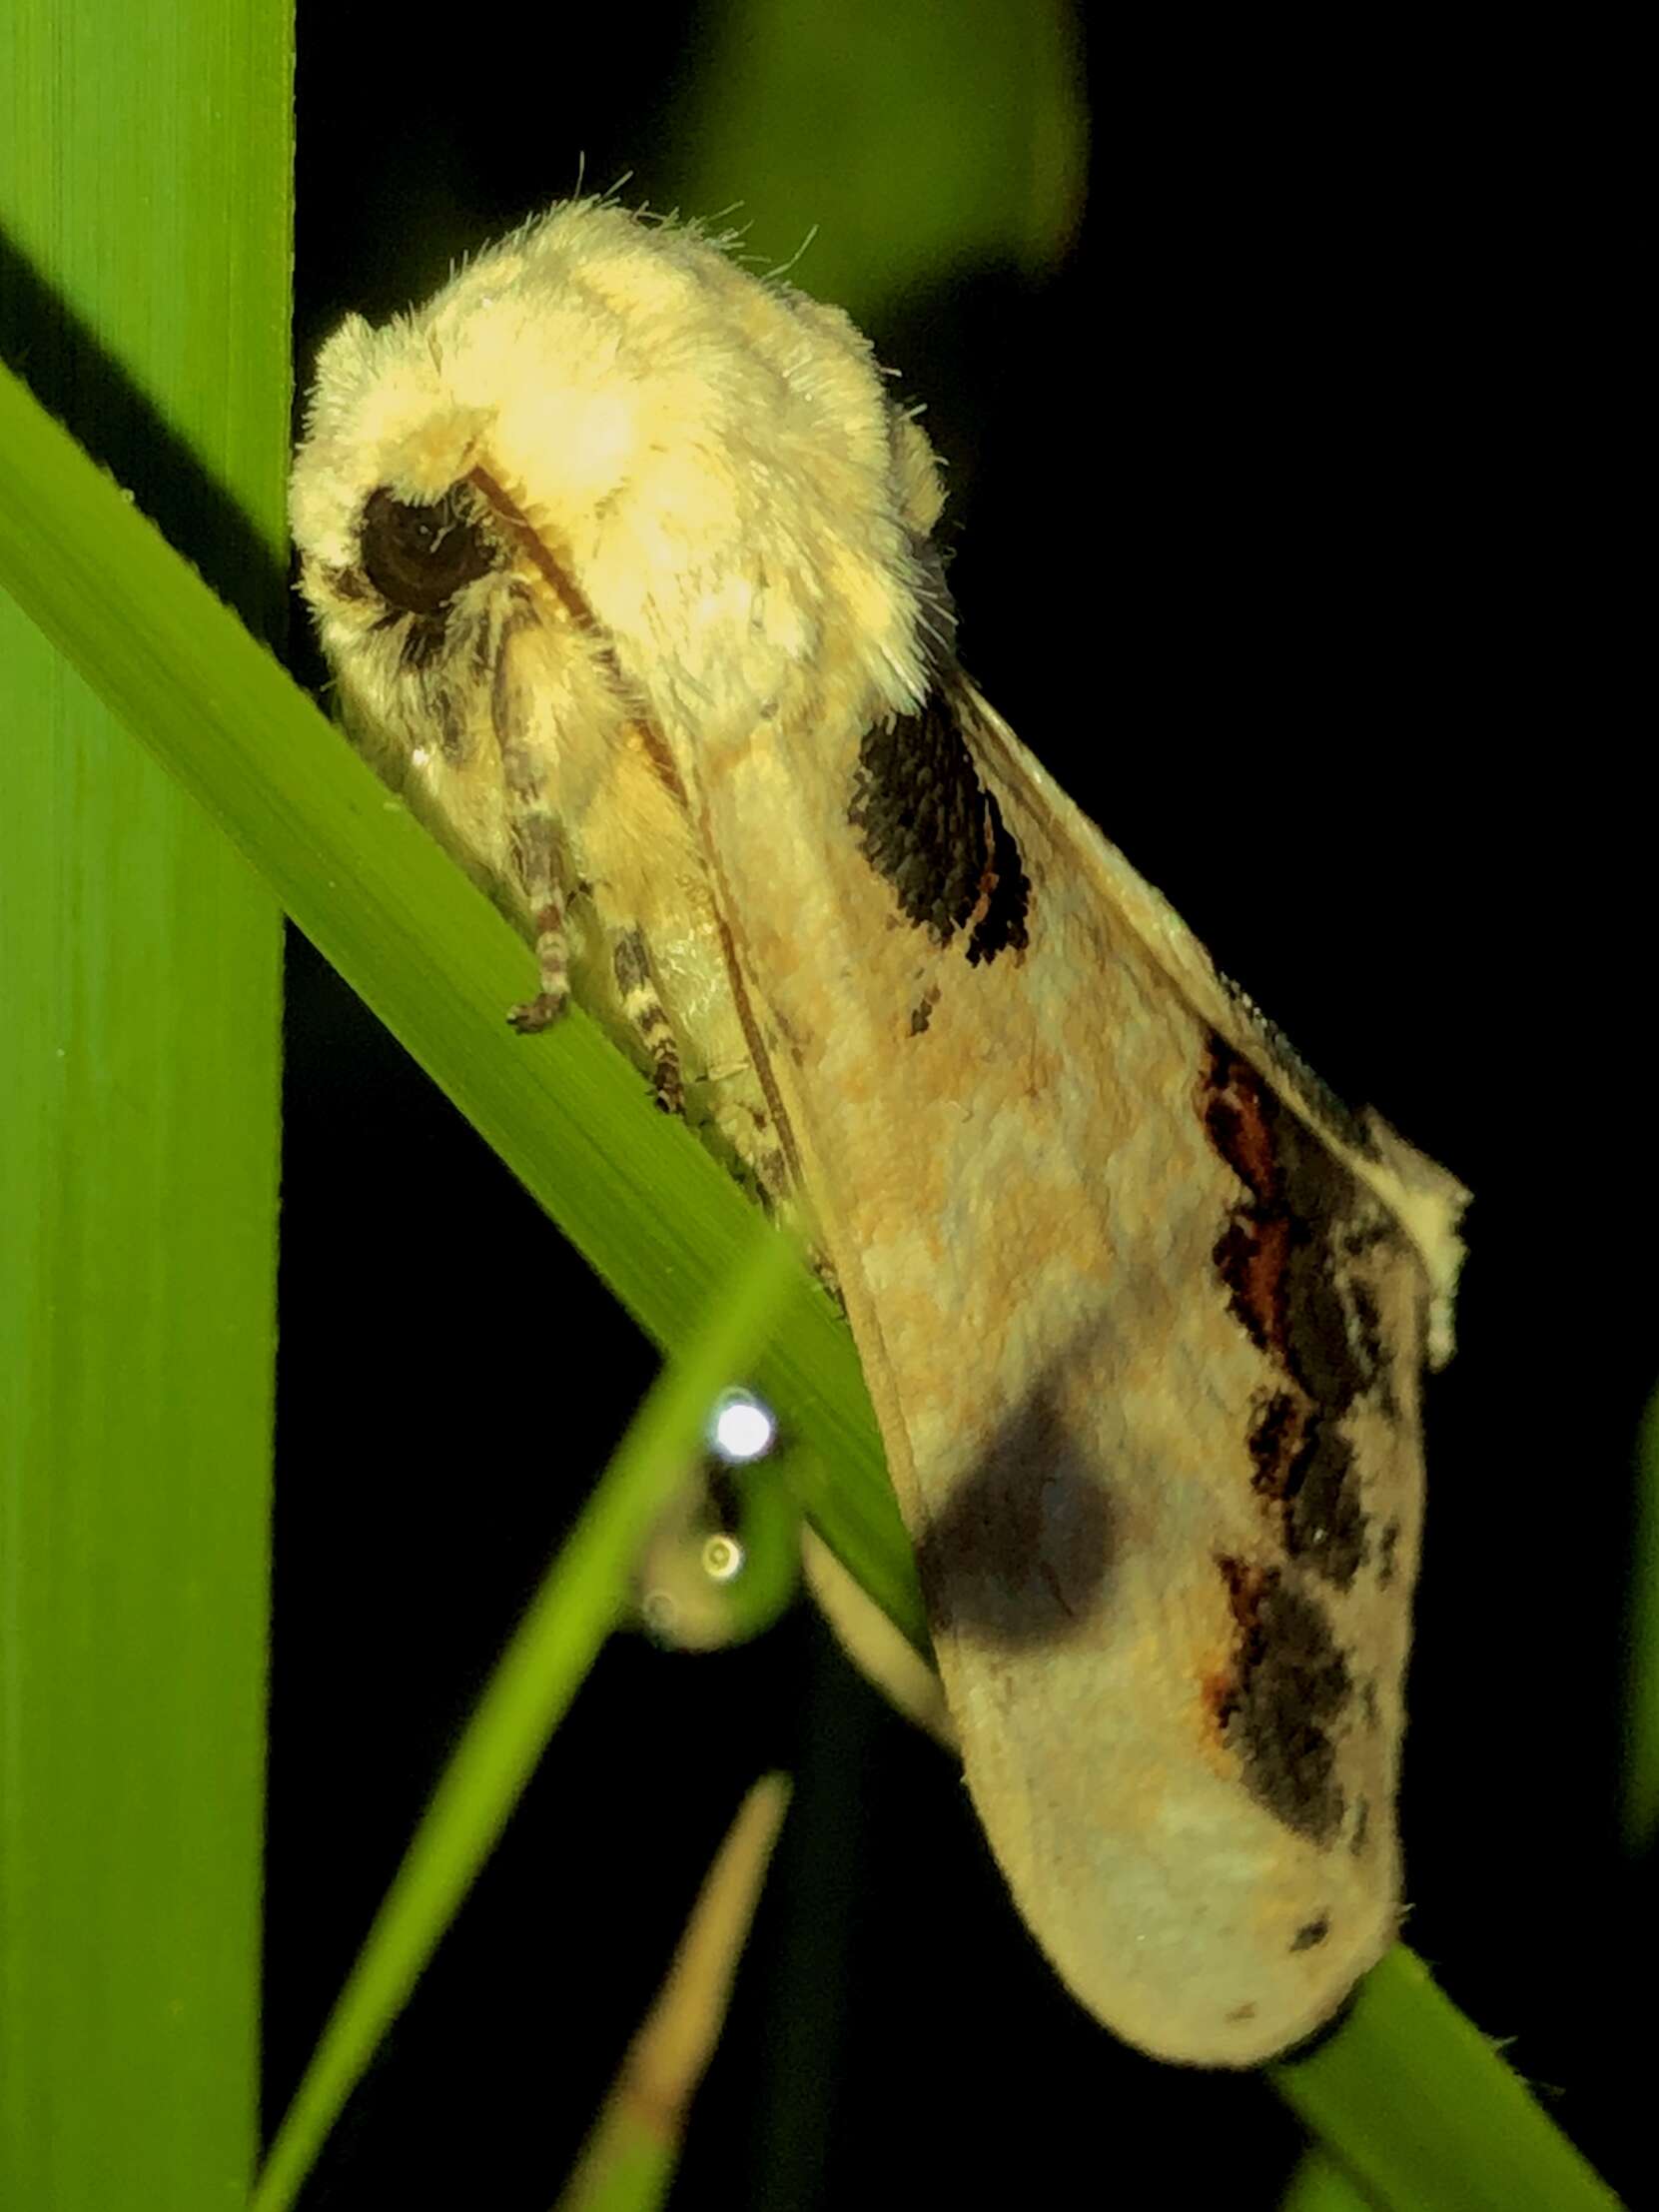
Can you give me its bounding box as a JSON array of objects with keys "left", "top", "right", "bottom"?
[
  {"left": 611, "top": 924, "right": 685, "bottom": 1114},
  {"left": 505, "top": 824, "right": 569, "bottom": 1033},
  {"left": 487, "top": 605, "right": 572, "bottom": 1035}
]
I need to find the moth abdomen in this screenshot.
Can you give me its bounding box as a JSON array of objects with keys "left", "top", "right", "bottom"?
[{"left": 612, "top": 925, "right": 685, "bottom": 1114}]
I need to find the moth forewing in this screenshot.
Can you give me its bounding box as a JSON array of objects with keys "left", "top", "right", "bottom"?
[
  {"left": 291, "top": 198, "right": 1466, "bottom": 2068},
  {"left": 682, "top": 679, "right": 1463, "bottom": 2064}
]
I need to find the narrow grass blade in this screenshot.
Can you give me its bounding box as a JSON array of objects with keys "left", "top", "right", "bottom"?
[
  {"left": 1274, "top": 1944, "right": 1625, "bottom": 2212},
  {"left": 554, "top": 1773, "right": 792, "bottom": 2212},
  {"left": 0, "top": 5, "right": 288, "bottom": 2208},
  {"left": 1276, "top": 2152, "right": 1369, "bottom": 2212},
  {"left": 252, "top": 1217, "right": 800, "bottom": 2212}
]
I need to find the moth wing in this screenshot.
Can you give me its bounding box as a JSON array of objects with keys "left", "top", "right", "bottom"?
[{"left": 683, "top": 680, "right": 1465, "bottom": 2066}]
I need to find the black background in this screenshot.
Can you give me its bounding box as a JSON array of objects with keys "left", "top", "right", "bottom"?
[{"left": 272, "top": 8, "right": 1646, "bottom": 2206}]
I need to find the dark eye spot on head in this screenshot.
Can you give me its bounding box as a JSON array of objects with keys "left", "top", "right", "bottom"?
[{"left": 359, "top": 484, "right": 497, "bottom": 616}]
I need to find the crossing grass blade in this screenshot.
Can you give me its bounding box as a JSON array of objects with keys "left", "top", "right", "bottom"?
[{"left": 252, "top": 1222, "right": 800, "bottom": 2212}]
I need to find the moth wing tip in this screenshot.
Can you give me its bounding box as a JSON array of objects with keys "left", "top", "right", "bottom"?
[{"left": 1359, "top": 1106, "right": 1471, "bottom": 1368}]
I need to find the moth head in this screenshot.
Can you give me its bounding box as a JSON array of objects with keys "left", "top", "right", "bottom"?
[{"left": 291, "top": 200, "right": 953, "bottom": 757}]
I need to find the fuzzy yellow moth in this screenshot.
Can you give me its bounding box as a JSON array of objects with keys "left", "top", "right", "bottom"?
[{"left": 290, "top": 198, "right": 1466, "bottom": 2066}]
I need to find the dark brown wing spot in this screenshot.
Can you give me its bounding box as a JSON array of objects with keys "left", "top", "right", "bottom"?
[
  {"left": 847, "top": 679, "right": 1030, "bottom": 966},
  {"left": 1202, "top": 1041, "right": 1400, "bottom": 1590},
  {"left": 1213, "top": 1557, "right": 1350, "bottom": 1844}
]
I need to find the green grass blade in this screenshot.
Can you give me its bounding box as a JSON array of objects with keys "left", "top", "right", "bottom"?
[
  {"left": 1274, "top": 1945, "right": 1624, "bottom": 2212},
  {"left": 0, "top": 4, "right": 289, "bottom": 2207},
  {"left": 0, "top": 354, "right": 922, "bottom": 1654},
  {"left": 1276, "top": 2151, "right": 1369, "bottom": 2212},
  {"left": 252, "top": 1218, "right": 801, "bottom": 2212}
]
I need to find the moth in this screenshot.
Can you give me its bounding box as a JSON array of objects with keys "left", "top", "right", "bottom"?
[{"left": 290, "top": 198, "right": 1466, "bottom": 2065}]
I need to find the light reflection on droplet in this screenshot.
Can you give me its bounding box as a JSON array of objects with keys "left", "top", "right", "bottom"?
[
  {"left": 701, "top": 1532, "right": 745, "bottom": 1583},
  {"left": 709, "top": 1389, "right": 777, "bottom": 1464}
]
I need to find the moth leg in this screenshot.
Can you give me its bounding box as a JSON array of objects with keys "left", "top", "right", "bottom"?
[
  {"left": 505, "top": 811, "right": 570, "bottom": 1034},
  {"left": 706, "top": 1081, "right": 840, "bottom": 1302},
  {"left": 688, "top": 1060, "right": 792, "bottom": 1210},
  {"left": 612, "top": 926, "right": 685, "bottom": 1114},
  {"left": 741, "top": 1105, "right": 793, "bottom": 1216},
  {"left": 491, "top": 620, "right": 571, "bottom": 1034}
]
